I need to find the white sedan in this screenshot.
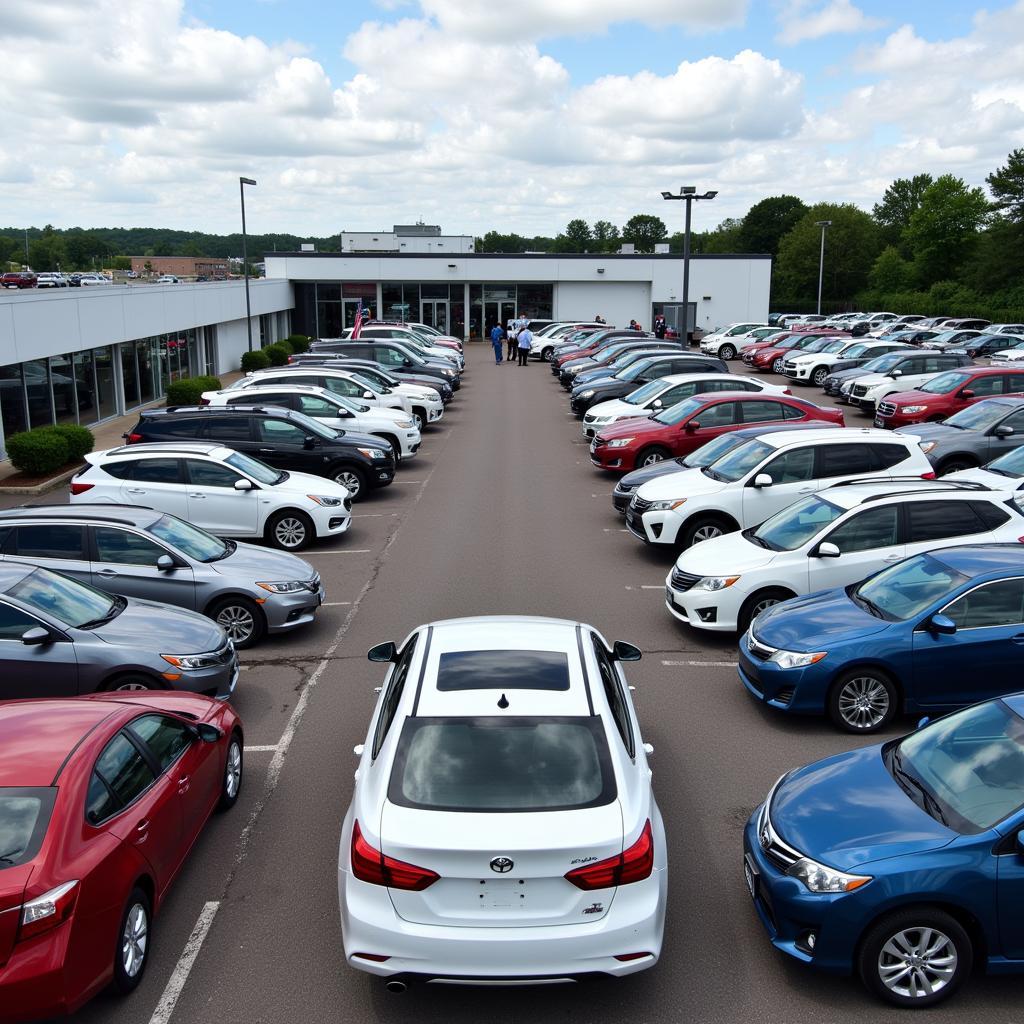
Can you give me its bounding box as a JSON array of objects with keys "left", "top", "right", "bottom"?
[{"left": 339, "top": 616, "right": 667, "bottom": 985}]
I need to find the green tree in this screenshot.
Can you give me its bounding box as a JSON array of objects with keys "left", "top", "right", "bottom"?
[
  {"left": 868, "top": 245, "right": 912, "bottom": 293},
  {"left": 737, "top": 195, "right": 805, "bottom": 256},
  {"left": 592, "top": 220, "right": 619, "bottom": 252},
  {"left": 479, "top": 231, "right": 529, "bottom": 253},
  {"left": 872, "top": 174, "right": 934, "bottom": 249},
  {"left": 774, "top": 203, "right": 880, "bottom": 304},
  {"left": 688, "top": 218, "right": 744, "bottom": 254},
  {"left": 904, "top": 174, "right": 989, "bottom": 287},
  {"left": 987, "top": 148, "right": 1024, "bottom": 224},
  {"left": 621, "top": 214, "right": 667, "bottom": 253},
  {"left": 564, "top": 218, "right": 592, "bottom": 250}
]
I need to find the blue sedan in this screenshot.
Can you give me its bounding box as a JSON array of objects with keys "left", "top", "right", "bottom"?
[
  {"left": 738, "top": 544, "right": 1024, "bottom": 732},
  {"left": 744, "top": 694, "right": 1024, "bottom": 1007}
]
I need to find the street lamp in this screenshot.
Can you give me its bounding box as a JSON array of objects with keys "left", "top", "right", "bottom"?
[
  {"left": 239, "top": 176, "right": 257, "bottom": 352},
  {"left": 815, "top": 220, "right": 831, "bottom": 316},
  {"left": 661, "top": 187, "right": 718, "bottom": 342}
]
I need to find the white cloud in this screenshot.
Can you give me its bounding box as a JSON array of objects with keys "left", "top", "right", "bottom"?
[{"left": 777, "top": 0, "right": 884, "bottom": 45}]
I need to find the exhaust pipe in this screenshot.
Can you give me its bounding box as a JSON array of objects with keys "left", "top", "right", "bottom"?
[{"left": 385, "top": 980, "right": 407, "bottom": 994}]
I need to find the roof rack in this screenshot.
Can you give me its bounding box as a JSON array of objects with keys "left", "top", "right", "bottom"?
[
  {"left": 0, "top": 505, "right": 155, "bottom": 526},
  {"left": 859, "top": 481, "right": 995, "bottom": 503}
]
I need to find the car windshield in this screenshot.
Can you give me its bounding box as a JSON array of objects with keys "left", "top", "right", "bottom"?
[
  {"left": 862, "top": 353, "right": 906, "bottom": 372},
  {"left": 388, "top": 716, "right": 615, "bottom": 812},
  {"left": 623, "top": 379, "right": 668, "bottom": 406},
  {"left": 944, "top": 400, "right": 1018, "bottom": 433},
  {"left": 8, "top": 567, "right": 121, "bottom": 629},
  {"left": 854, "top": 553, "right": 968, "bottom": 621},
  {"left": 984, "top": 445, "right": 1024, "bottom": 479},
  {"left": 919, "top": 371, "right": 972, "bottom": 394},
  {"left": 594, "top": 346, "right": 630, "bottom": 364},
  {"left": 687, "top": 431, "right": 750, "bottom": 467},
  {"left": 351, "top": 374, "right": 384, "bottom": 396},
  {"left": 617, "top": 359, "right": 656, "bottom": 382},
  {"left": 0, "top": 789, "right": 56, "bottom": 870},
  {"left": 841, "top": 343, "right": 870, "bottom": 357},
  {"left": 750, "top": 496, "right": 846, "bottom": 551},
  {"left": 818, "top": 339, "right": 848, "bottom": 354},
  {"left": 288, "top": 410, "right": 338, "bottom": 440},
  {"left": 224, "top": 451, "right": 283, "bottom": 485},
  {"left": 148, "top": 515, "right": 227, "bottom": 562},
  {"left": 653, "top": 395, "right": 704, "bottom": 426},
  {"left": 704, "top": 439, "right": 775, "bottom": 482},
  {"left": 893, "top": 700, "right": 1024, "bottom": 834},
  {"left": 799, "top": 337, "right": 835, "bottom": 352}
]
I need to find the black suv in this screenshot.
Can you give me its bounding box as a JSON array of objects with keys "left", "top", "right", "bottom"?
[
  {"left": 125, "top": 405, "right": 396, "bottom": 500},
  {"left": 311, "top": 341, "right": 460, "bottom": 389}
]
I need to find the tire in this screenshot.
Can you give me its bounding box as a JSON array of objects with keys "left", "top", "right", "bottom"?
[
  {"left": 858, "top": 908, "right": 971, "bottom": 1008},
  {"left": 265, "top": 509, "right": 314, "bottom": 551},
  {"left": 332, "top": 465, "right": 368, "bottom": 501},
  {"left": 411, "top": 408, "right": 425, "bottom": 431},
  {"left": 218, "top": 732, "right": 243, "bottom": 812},
  {"left": 106, "top": 674, "right": 156, "bottom": 692},
  {"left": 737, "top": 588, "right": 793, "bottom": 634},
  {"left": 379, "top": 436, "right": 401, "bottom": 462},
  {"left": 772, "top": 356, "right": 785, "bottom": 374},
  {"left": 111, "top": 887, "right": 152, "bottom": 995},
  {"left": 637, "top": 446, "right": 670, "bottom": 467},
  {"left": 542, "top": 346, "right": 554, "bottom": 362},
  {"left": 827, "top": 668, "right": 898, "bottom": 733},
  {"left": 719, "top": 343, "right": 736, "bottom": 361},
  {"left": 811, "top": 366, "right": 829, "bottom": 386},
  {"left": 208, "top": 596, "right": 265, "bottom": 649},
  {"left": 938, "top": 455, "right": 977, "bottom": 476},
  {"left": 680, "top": 515, "right": 732, "bottom": 550}
]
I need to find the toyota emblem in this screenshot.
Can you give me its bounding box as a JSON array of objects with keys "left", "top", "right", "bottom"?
[
  {"left": 490, "top": 856, "right": 514, "bottom": 873},
  {"left": 759, "top": 826, "right": 771, "bottom": 850}
]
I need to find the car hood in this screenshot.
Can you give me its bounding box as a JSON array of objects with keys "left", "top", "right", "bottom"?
[
  {"left": 618, "top": 457, "right": 692, "bottom": 489},
  {"left": 992, "top": 349, "right": 1024, "bottom": 361},
  {"left": 588, "top": 398, "right": 650, "bottom": 419},
  {"left": 884, "top": 388, "right": 946, "bottom": 406},
  {"left": 752, "top": 588, "right": 891, "bottom": 648},
  {"left": 902, "top": 421, "right": 961, "bottom": 444},
  {"left": 93, "top": 597, "right": 225, "bottom": 652},
  {"left": 271, "top": 470, "right": 351, "bottom": 498},
  {"left": 217, "top": 541, "right": 316, "bottom": 581},
  {"left": 573, "top": 370, "right": 619, "bottom": 388},
  {"left": 329, "top": 428, "right": 388, "bottom": 448},
  {"left": 597, "top": 416, "right": 665, "bottom": 442},
  {"left": 677, "top": 532, "right": 776, "bottom": 575},
  {"left": 946, "top": 466, "right": 1022, "bottom": 490},
  {"left": 770, "top": 744, "right": 956, "bottom": 871},
  {"left": 635, "top": 467, "right": 725, "bottom": 501}
]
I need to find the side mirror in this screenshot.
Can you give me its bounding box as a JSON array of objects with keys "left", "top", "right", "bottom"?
[
  {"left": 353, "top": 744, "right": 365, "bottom": 757},
  {"left": 403, "top": 359, "right": 413, "bottom": 367},
  {"left": 194, "top": 723, "right": 222, "bottom": 743},
  {"left": 815, "top": 541, "right": 841, "bottom": 558},
  {"left": 752, "top": 473, "right": 773, "bottom": 488},
  {"left": 363, "top": 391, "right": 374, "bottom": 399},
  {"left": 612, "top": 640, "right": 643, "bottom": 662},
  {"left": 367, "top": 641, "right": 397, "bottom": 663},
  {"left": 303, "top": 435, "right": 317, "bottom": 449},
  {"left": 643, "top": 742, "right": 654, "bottom": 756},
  {"left": 685, "top": 420, "right": 700, "bottom": 432},
  {"left": 928, "top": 613, "right": 957, "bottom": 635},
  {"left": 889, "top": 369, "right": 902, "bottom": 378},
  {"left": 156, "top": 554, "right": 176, "bottom": 572},
  {"left": 995, "top": 425, "right": 1015, "bottom": 438},
  {"left": 234, "top": 478, "right": 254, "bottom": 491},
  {"left": 651, "top": 399, "right": 663, "bottom": 409},
  {"left": 959, "top": 389, "right": 975, "bottom": 399},
  {"left": 21, "top": 626, "right": 52, "bottom": 646},
  {"left": 917, "top": 716, "right": 931, "bottom": 730}
]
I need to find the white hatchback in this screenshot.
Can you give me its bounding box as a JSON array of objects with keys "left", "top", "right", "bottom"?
[
  {"left": 339, "top": 616, "right": 666, "bottom": 984},
  {"left": 70, "top": 443, "right": 352, "bottom": 550},
  {"left": 699, "top": 324, "right": 770, "bottom": 360}
]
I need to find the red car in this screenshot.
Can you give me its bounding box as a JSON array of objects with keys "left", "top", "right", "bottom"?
[
  {"left": 590, "top": 391, "right": 844, "bottom": 471},
  {"left": 0, "top": 694, "right": 243, "bottom": 1020},
  {"left": 743, "top": 333, "right": 850, "bottom": 373},
  {"left": 874, "top": 366, "right": 1024, "bottom": 428},
  {"left": 1, "top": 272, "right": 37, "bottom": 289}
]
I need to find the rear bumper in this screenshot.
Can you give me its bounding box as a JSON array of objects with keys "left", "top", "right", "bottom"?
[{"left": 0, "top": 919, "right": 76, "bottom": 1020}]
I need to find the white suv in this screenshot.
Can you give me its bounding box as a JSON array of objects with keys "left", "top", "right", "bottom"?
[
  {"left": 202, "top": 385, "right": 421, "bottom": 460},
  {"left": 842, "top": 351, "right": 971, "bottom": 414},
  {"left": 665, "top": 480, "right": 1023, "bottom": 633},
  {"left": 71, "top": 443, "right": 352, "bottom": 551},
  {"left": 782, "top": 338, "right": 901, "bottom": 387},
  {"left": 699, "top": 324, "right": 770, "bottom": 360},
  {"left": 226, "top": 367, "right": 413, "bottom": 416},
  {"left": 626, "top": 428, "right": 933, "bottom": 550}
]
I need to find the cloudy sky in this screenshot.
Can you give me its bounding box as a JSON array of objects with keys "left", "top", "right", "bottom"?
[{"left": 2, "top": 0, "right": 1021, "bottom": 238}]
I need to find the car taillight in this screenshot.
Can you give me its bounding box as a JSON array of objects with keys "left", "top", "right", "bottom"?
[
  {"left": 126, "top": 432, "right": 143, "bottom": 444},
  {"left": 69, "top": 482, "right": 94, "bottom": 495},
  {"left": 350, "top": 821, "right": 439, "bottom": 891},
  {"left": 564, "top": 821, "right": 654, "bottom": 891},
  {"left": 199, "top": 397, "right": 211, "bottom": 405},
  {"left": 18, "top": 881, "right": 79, "bottom": 942},
  {"left": 921, "top": 471, "right": 936, "bottom": 480}
]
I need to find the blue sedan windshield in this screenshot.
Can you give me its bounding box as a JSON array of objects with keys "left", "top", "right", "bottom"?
[{"left": 855, "top": 553, "right": 968, "bottom": 621}]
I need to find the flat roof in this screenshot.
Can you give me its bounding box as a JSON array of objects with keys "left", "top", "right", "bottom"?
[{"left": 265, "top": 251, "right": 772, "bottom": 261}]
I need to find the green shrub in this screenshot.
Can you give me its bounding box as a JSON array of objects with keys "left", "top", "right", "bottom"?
[
  {"left": 263, "top": 343, "right": 290, "bottom": 366},
  {"left": 286, "top": 333, "right": 310, "bottom": 353},
  {"left": 6, "top": 428, "right": 70, "bottom": 475},
  {"left": 275, "top": 338, "right": 295, "bottom": 356},
  {"left": 240, "top": 349, "right": 271, "bottom": 372},
  {"left": 166, "top": 375, "right": 223, "bottom": 407},
  {"left": 49, "top": 423, "right": 94, "bottom": 461}
]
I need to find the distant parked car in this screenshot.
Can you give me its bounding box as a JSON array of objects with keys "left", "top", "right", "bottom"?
[
  {"left": 912, "top": 397, "right": 1024, "bottom": 474},
  {"left": 156, "top": 275, "right": 181, "bottom": 284},
  {"left": 36, "top": 272, "right": 68, "bottom": 288},
  {"left": 78, "top": 273, "right": 112, "bottom": 286},
  {"left": 1, "top": 271, "right": 37, "bottom": 289},
  {"left": 874, "top": 366, "right": 1024, "bottom": 428}
]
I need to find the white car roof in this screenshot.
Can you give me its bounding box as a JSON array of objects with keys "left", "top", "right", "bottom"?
[
  {"left": 816, "top": 479, "right": 1007, "bottom": 512},
  {"left": 245, "top": 367, "right": 363, "bottom": 380},
  {"left": 214, "top": 384, "right": 338, "bottom": 398},
  {"left": 93, "top": 442, "right": 230, "bottom": 460},
  {"left": 750, "top": 426, "right": 905, "bottom": 449},
  {"left": 652, "top": 373, "right": 752, "bottom": 386}
]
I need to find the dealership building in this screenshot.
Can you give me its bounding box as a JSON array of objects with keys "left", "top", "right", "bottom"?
[{"left": 0, "top": 250, "right": 769, "bottom": 457}]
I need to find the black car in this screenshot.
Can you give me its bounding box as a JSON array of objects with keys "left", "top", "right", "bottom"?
[
  {"left": 823, "top": 349, "right": 973, "bottom": 398},
  {"left": 962, "top": 333, "right": 1024, "bottom": 359},
  {"left": 125, "top": 405, "right": 396, "bottom": 500},
  {"left": 287, "top": 356, "right": 453, "bottom": 403},
  {"left": 559, "top": 340, "right": 684, "bottom": 388},
  {"left": 549, "top": 330, "right": 654, "bottom": 374},
  {"left": 311, "top": 341, "right": 460, "bottom": 389},
  {"left": 569, "top": 352, "right": 730, "bottom": 415}
]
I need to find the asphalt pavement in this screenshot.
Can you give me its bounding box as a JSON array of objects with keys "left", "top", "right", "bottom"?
[{"left": 37, "top": 345, "right": 1022, "bottom": 1022}]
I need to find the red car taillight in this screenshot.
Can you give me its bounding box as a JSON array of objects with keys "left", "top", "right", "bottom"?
[
  {"left": 921, "top": 471, "right": 936, "bottom": 479},
  {"left": 350, "top": 821, "right": 439, "bottom": 891},
  {"left": 125, "top": 432, "right": 143, "bottom": 444},
  {"left": 69, "top": 482, "right": 94, "bottom": 495},
  {"left": 564, "top": 821, "right": 654, "bottom": 891},
  {"left": 18, "top": 881, "right": 79, "bottom": 943}
]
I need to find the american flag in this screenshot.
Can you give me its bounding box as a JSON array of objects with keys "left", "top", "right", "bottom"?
[{"left": 352, "top": 303, "right": 363, "bottom": 338}]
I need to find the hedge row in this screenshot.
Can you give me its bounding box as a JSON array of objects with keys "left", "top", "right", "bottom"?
[
  {"left": 165, "top": 375, "right": 223, "bottom": 406},
  {"left": 239, "top": 334, "right": 310, "bottom": 372},
  {"left": 6, "top": 424, "right": 95, "bottom": 475}
]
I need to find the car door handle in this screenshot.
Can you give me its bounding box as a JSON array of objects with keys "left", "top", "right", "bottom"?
[
  {"left": 127, "top": 487, "right": 146, "bottom": 494},
  {"left": 134, "top": 819, "right": 149, "bottom": 842},
  {"left": 96, "top": 569, "right": 119, "bottom": 577},
  {"left": 1012, "top": 634, "right": 1024, "bottom": 645},
  {"left": 188, "top": 492, "right": 205, "bottom": 499},
  {"left": 797, "top": 487, "right": 815, "bottom": 493},
  {"left": 258, "top": 448, "right": 275, "bottom": 453},
  {"left": 883, "top": 554, "right": 904, "bottom": 562},
  {"left": 177, "top": 775, "right": 190, "bottom": 793}
]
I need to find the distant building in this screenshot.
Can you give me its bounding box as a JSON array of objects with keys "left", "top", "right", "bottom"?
[
  {"left": 130, "top": 256, "right": 229, "bottom": 278},
  {"left": 340, "top": 223, "right": 475, "bottom": 254}
]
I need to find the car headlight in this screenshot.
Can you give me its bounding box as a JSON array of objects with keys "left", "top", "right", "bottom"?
[
  {"left": 161, "top": 652, "right": 222, "bottom": 671},
  {"left": 357, "top": 447, "right": 387, "bottom": 459},
  {"left": 648, "top": 499, "right": 687, "bottom": 511},
  {"left": 607, "top": 437, "right": 634, "bottom": 448},
  {"left": 901, "top": 405, "right": 928, "bottom": 414},
  {"left": 691, "top": 575, "right": 740, "bottom": 592},
  {"left": 306, "top": 494, "right": 344, "bottom": 506},
  {"left": 256, "top": 580, "right": 308, "bottom": 594},
  {"left": 397, "top": 419, "right": 415, "bottom": 429},
  {"left": 442, "top": 369, "right": 455, "bottom": 377},
  {"left": 918, "top": 440, "right": 938, "bottom": 454},
  {"left": 590, "top": 415, "right": 612, "bottom": 423},
  {"left": 840, "top": 383, "right": 853, "bottom": 394},
  {"left": 789, "top": 856, "right": 872, "bottom": 894},
  {"left": 578, "top": 390, "right": 595, "bottom": 399},
  {"left": 768, "top": 649, "right": 828, "bottom": 669}
]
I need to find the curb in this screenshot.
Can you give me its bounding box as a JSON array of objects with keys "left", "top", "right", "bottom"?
[{"left": 0, "top": 464, "right": 81, "bottom": 496}]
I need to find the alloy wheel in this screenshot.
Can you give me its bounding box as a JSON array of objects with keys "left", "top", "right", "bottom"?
[
  {"left": 720, "top": 344, "right": 736, "bottom": 361},
  {"left": 121, "top": 903, "right": 148, "bottom": 979},
  {"left": 215, "top": 605, "right": 255, "bottom": 644},
  {"left": 412, "top": 413, "right": 423, "bottom": 430},
  {"left": 114, "top": 680, "right": 151, "bottom": 692},
  {"left": 772, "top": 357, "right": 784, "bottom": 373},
  {"left": 335, "top": 471, "right": 362, "bottom": 498},
  {"left": 750, "top": 594, "right": 780, "bottom": 617},
  {"left": 692, "top": 524, "right": 723, "bottom": 543},
  {"left": 813, "top": 368, "right": 828, "bottom": 386},
  {"left": 273, "top": 516, "right": 308, "bottom": 548},
  {"left": 878, "top": 927, "right": 957, "bottom": 1000},
  {"left": 837, "top": 676, "right": 890, "bottom": 730},
  {"left": 641, "top": 452, "right": 665, "bottom": 466},
  {"left": 225, "top": 740, "right": 242, "bottom": 799}
]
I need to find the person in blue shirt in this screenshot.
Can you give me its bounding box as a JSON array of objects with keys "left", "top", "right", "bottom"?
[{"left": 490, "top": 323, "right": 505, "bottom": 364}]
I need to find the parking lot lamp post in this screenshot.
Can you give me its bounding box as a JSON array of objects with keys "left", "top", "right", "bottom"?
[
  {"left": 815, "top": 220, "right": 831, "bottom": 316},
  {"left": 661, "top": 187, "right": 717, "bottom": 342},
  {"left": 240, "top": 176, "right": 257, "bottom": 352}
]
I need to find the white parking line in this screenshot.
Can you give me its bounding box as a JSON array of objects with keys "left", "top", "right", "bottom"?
[
  {"left": 661, "top": 659, "right": 738, "bottom": 668},
  {"left": 307, "top": 549, "right": 371, "bottom": 555},
  {"left": 243, "top": 744, "right": 279, "bottom": 753},
  {"left": 639, "top": 585, "right": 665, "bottom": 590},
  {"left": 147, "top": 901, "right": 219, "bottom": 1024},
  {"left": 322, "top": 601, "right": 352, "bottom": 606}
]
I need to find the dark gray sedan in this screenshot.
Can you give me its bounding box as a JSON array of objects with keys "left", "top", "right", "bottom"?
[
  {"left": 0, "top": 563, "right": 237, "bottom": 700},
  {"left": 910, "top": 397, "right": 1024, "bottom": 475}
]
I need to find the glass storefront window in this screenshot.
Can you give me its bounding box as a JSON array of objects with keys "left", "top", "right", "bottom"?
[
  {"left": 73, "top": 351, "right": 98, "bottom": 425},
  {"left": 317, "top": 302, "right": 343, "bottom": 337},
  {"left": 94, "top": 347, "right": 116, "bottom": 421},
  {"left": 122, "top": 343, "right": 140, "bottom": 407},
  {"left": 0, "top": 365, "right": 27, "bottom": 438},
  {"left": 469, "top": 284, "right": 483, "bottom": 338},
  {"left": 382, "top": 283, "right": 403, "bottom": 322},
  {"left": 316, "top": 283, "right": 341, "bottom": 302},
  {"left": 24, "top": 360, "right": 53, "bottom": 429},
  {"left": 420, "top": 283, "right": 450, "bottom": 299},
  {"left": 515, "top": 283, "right": 553, "bottom": 319},
  {"left": 51, "top": 355, "right": 78, "bottom": 425},
  {"left": 137, "top": 339, "right": 157, "bottom": 405}
]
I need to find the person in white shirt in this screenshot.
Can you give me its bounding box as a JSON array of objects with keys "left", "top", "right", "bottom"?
[
  {"left": 517, "top": 327, "right": 533, "bottom": 366},
  {"left": 506, "top": 315, "right": 519, "bottom": 363}
]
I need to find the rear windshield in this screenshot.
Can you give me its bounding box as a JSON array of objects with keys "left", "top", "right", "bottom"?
[
  {"left": 0, "top": 788, "right": 57, "bottom": 869},
  {"left": 437, "top": 651, "right": 570, "bottom": 691},
  {"left": 389, "top": 717, "right": 616, "bottom": 812}
]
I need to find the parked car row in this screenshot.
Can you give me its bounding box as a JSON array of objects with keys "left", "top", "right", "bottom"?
[{"left": 1, "top": 271, "right": 114, "bottom": 288}]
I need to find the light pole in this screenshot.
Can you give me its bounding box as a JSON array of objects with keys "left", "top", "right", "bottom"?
[
  {"left": 815, "top": 219, "right": 831, "bottom": 316},
  {"left": 661, "top": 187, "right": 717, "bottom": 343},
  {"left": 239, "top": 176, "right": 257, "bottom": 351}
]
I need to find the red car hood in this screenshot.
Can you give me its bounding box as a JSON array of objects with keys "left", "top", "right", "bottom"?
[
  {"left": 596, "top": 416, "right": 666, "bottom": 442},
  {"left": 884, "top": 387, "right": 940, "bottom": 405},
  {"left": 752, "top": 345, "right": 793, "bottom": 361}
]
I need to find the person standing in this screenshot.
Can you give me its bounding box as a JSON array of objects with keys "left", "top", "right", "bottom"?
[
  {"left": 490, "top": 323, "right": 505, "bottom": 364},
  {"left": 507, "top": 315, "right": 518, "bottom": 363},
  {"left": 517, "top": 325, "right": 533, "bottom": 366},
  {"left": 654, "top": 314, "right": 667, "bottom": 339},
  {"left": 594, "top": 313, "right": 606, "bottom": 324}
]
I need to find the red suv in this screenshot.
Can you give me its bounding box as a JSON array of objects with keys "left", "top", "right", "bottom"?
[
  {"left": 0, "top": 694, "right": 243, "bottom": 1019},
  {"left": 590, "top": 392, "right": 844, "bottom": 471},
  {"left": 743, "top": 332, "right": 850, "bottom": 373},
  {"left": 1, "top": 272, "right": 37, "bottom": 289},
  {"left": 874, "top": 366, "right": 1024, "bottom": 428}
]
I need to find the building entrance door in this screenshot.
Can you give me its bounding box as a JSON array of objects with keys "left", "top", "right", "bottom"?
[
  {"left": 484, "top": 301, "right": 516, "bottom": 335},
  {"left": 420, "top": 300, "right": 450, "bottom": 335}
]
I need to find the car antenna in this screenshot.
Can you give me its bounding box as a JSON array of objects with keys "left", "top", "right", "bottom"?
[{"left": 497, "top": 693, "right": 509, "bottom": 709}]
